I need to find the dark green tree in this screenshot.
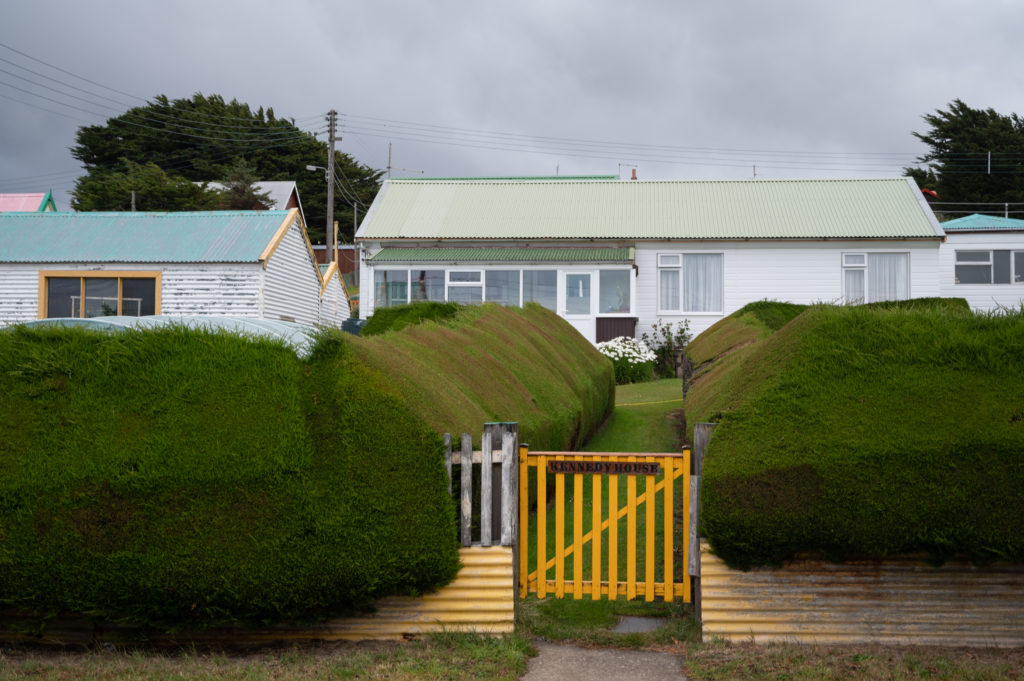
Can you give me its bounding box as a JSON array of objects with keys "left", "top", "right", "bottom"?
[
  {"left": 905, "top": 99, "right": 1024, "bottom": 214},
  {"left": 70, "top": 94, "right": 382, "bottom": 242},
  {"left": 214, "top": 158, "right": 273, "bottom": 210},
  {"left": 70, "top": 160, "right": 221, "bottom": 212}
]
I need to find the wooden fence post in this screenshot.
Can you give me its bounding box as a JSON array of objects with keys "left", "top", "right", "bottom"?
[
  {"left": 690, "top": 422, "right": 714, "bottom": 635},
  {"left": 444, "top": 433, "right": 453, "bottom": 496},
  {"left": 484, "top": 422, "right": 517, "bottom": 544},
  {"left": 480, "top": 431, "right": 493, "bottom": 546},
  {"left": 460, "top": 433, "right": 473, "bottom": 547}
]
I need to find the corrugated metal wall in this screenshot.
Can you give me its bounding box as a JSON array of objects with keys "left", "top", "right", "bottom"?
[
  {"left": 318, "top": 274, "right": 350, "bottom": 329},
  {"left": 161, "top": 264, "right": 262, "bottom": 317},
  {"left": 263, "top": 217, "right": 321, "bottom": 327},
  {"left": 701, "top": 542, "right": 1024, "bottom": 647}
]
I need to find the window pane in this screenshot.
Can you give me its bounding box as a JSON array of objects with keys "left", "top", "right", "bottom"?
[
  {"left": 565, "top": 273, "right": 591, "bottom": 315},
  {"left": 599, "top": 270, "right": 630, "bottom": 313},
  {"left": 523, "top": 270, "right": 557, "bottom": 311},
  {"left": 867, "top": 253, "right": 909, "bottom": 302},
  {"left": 410, "top": 270, "right": 445, "bottom": 301},
  {"left": 46, "top": 277, "right": 79, "bottom": 318},
  {"left": 659, "top": 269, "right": 680, "bottom": 311},
  {"left": 84, "top": 278, "right": 118, "bottom": 317},
  {"left": 683, "top": 254, "right": 723, "bottom": 312},
  {"left": 956, "top": 251, "right": 990, "bottom": 263},
  {"left": 658, "top": 254, "right": 681, "bottom": 267},
  {"left": 843, "top": 253, "right": 866, "bottom": 266},
  {"left": 374, "top": 270, "right": 408, "bottom": 307},
  {"left": 1015, "top": 252, "right": 1024, "bottom": 283},
  {"left": 955, "top": 264, "right": 992, "bottom": 284},
  {"left": 844, "top": 268, "right": 865, "bottom": 304},
  {"left": 447, "top": 286, "right": 482, "bottom": 304},
  {"left": 485, "top": 270, "right": 520, "bottom": 306},
  {"left": 449, "top": 271, "right": 481, "bottom": 283},
  {"left": 994, "top": 250, "right": 1012, "bottom": 284},
  {"left": 121, "top": 278, "right": 156, "bottom": 316}
]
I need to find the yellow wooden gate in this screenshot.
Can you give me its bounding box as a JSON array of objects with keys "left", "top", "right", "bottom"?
[{"left": 518, "top": 447, "right": 691, "bottom": 602}]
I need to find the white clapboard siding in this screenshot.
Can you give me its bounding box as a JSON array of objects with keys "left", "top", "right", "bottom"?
[
  {"left": 635, "top": 240, "right": 942, "bottom": 339},
  {"left": 161, "top": 265, "right": 262, "bottom": 317},
  {"left": 262, "top": 217, "right": 321, "bottom": 326},
  {"left": 0, "top": 264, "right": 43, "bottom": 324},
  {"left": 939, "top": 233, "right": 1024, "bottom": 311},
  {"left": 318, "top": 270, "right": 350, "bottom": 328}
]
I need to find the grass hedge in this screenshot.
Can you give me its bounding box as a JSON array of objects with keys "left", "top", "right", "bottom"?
[
  {"left": 690, "top": 301, "right": 1024, "bottom": 568},
  {"left": 353, "top": 303, "right": 615, "bottom": 449},
  {"left": 0, "top": 325, "right": 458, "bottom": 631}
]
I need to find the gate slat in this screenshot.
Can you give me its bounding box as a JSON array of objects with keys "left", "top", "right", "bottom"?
[
  {"left": 645, "top": 457, "right": 656, "bottom": 602},
  {"left": 663, "top": 457, "right": 674, "bottom": 603},
  {"left": 537, "top": 455, "right": 547, "bottom": 599},
  {"left": 555, "top": 454, "right": 565, "bottom": 599},
  {"left": 573, "top": 471, "right": 584, "bottom": 599},
  {"left": 627, "top": 457, "right": 637, "bottom": 600},
  {"left": 592, "top": 473, "right": 602, "bottom": 600}
]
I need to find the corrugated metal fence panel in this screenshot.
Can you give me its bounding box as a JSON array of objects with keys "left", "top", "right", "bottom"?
[
  {"left": 700, "top": 542, "right": 1024, "bottom": 647},
  {"left": 316, "top": 546, "right": 514, "bottom": 639},
  {"left": 1, "top": 547, "right": 513, "bottom": 646}
]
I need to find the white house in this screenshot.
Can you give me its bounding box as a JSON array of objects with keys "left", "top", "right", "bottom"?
[
  {"left": 939, "top": 214, "right": 1024, "bottom": 311},
  {"left": 355, "top": 177, "right": 945, "bottom": 343},
  {"left": 0, "top": 208, "right": 349, "bottom": 327}
]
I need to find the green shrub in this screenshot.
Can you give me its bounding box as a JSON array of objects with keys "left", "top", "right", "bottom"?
[
  {"left": 362, "top": 302, "right": 462, "bottom": 336},
  {"left": 640, "top": 320, "right": 692, "bottom": 378},
  {"left": 695, "top": 303, "right": 1024, "bottom": 568},
  {"left": 349, "top": 303, "right": 615, "bottom": 449},
  {"left": 596, "top": 336, "right": 654, "bottom": 384},
  {"left": 0, "top": 325, "right": 458, "bottom": 630}
]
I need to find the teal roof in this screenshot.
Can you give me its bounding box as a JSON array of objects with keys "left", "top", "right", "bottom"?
[
  {"left": 369, "top": 247, "right": 634, "bottom": 264},
  {"left": 0, "top": 211, "right": 292, "bottom": 263},
  {"left": 356, "top": 178, "right": 943, "bottom": 241},
  {"left": 941, "top": 214, "right": 1024, "bottom": 232},
  {"left": 16, "top": 315, "right": 316, "bottom": 357}
]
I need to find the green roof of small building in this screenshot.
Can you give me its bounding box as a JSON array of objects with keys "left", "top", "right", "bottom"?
[
  {"left": 368, "top": 247, "right": 634, "bottom": 264},
  {"left": 941, "top": 214, "right": 1024, "bottom": 232},
  {"left": 356, "top": 178, "right": 943, "bottom": 241},
  {"left": 0, "top": 211, "right": 293, "bottom": 263}
]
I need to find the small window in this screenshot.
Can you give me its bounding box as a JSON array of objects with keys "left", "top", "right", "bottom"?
[
  {"left": 657, "top": 252, "right": 723, "bottom": 313},
  {"left": 843, "top": 253, "right": 866, "bottom": 266},
  {"left": 954, "top": 251, "right": 992, "bottom": 285},
  {"left": 374, "top": 270, "right": 409, "bottom": 307},
  {"left": 447, "top": 270, "right": 483, "bottom": 304},
  {"left": 41, "top": 272, "right": 160, "bottom": 319},
  {"left": 449, "top": 271, "right": 481, "bottom": 283}
]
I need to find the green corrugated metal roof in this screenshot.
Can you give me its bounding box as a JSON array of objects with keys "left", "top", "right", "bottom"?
[
  {"left": 369, "top": 247, "right": 634, "bottom": 263},
  {"left": 356, "top": 178, "right": 943, "bottom": 241},
  {"left": 0, "top": 211, "right": 291, "bottom": 263},
  {"left": 942, "top": 214, "right": 1024, "bottom": 232}
]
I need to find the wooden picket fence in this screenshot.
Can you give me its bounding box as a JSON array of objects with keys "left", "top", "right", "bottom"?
[{"left": 518, "top": 448, "right": 692, "bottom": 603}]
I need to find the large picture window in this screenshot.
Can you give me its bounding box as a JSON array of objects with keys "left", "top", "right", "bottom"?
[
  {"left": 657, "top": 253, "right": 723, "bottom": 313},
  {"left": 40, "top": 271, "right": 160, "bottom": 319},
  {"left": 372, "top": 268, "right": 569, "bottom": 314},
  {"left": 842, "top": 252, "right": 910, "bottom": 304}
]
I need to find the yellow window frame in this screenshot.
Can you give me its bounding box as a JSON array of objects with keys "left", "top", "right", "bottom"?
[{"left": 38, "top": 270, "right": 163, "bottom": 319}]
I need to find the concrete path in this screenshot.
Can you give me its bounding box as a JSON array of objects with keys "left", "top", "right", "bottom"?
[{"left": 521, "top": 641, "right": 687, "bottom": 681}]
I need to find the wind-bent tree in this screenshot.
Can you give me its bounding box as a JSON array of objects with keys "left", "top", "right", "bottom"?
[
  {"left": 905, "top": 99, "right": 1024, "bottom": 213},
  {"left": 71, "top": 94, "right": 382, "bottom": 242}
]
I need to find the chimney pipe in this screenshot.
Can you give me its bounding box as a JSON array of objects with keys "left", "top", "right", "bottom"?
[{"left": 631, "top": 168, "right": 638, "bottom": 180}]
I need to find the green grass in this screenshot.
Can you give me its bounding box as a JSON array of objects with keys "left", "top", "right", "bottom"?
[{"left": 690, "top": 302, "right": 1024, "bottom": 568}]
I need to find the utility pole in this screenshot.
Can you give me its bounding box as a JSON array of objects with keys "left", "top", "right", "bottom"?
[{"left": 326, "top": 109, "right": 338, "bottom": 264}]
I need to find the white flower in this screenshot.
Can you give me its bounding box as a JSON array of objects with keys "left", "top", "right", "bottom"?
[{"left": 596, "top": 336, "right": 655, "bottom": 365}]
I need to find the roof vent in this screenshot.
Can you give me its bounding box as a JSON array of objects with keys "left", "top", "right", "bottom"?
[{"left": 631, "top": 168, "right": 637, "bottom": 181}]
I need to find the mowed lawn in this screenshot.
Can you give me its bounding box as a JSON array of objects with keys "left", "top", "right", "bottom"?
[{"left": 522, "top": 379, "right": 687, "bottom": 595}]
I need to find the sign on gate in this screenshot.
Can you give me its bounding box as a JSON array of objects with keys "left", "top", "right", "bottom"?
[{"left": 519, "top": 448, "right": 691, "bottom": 603}]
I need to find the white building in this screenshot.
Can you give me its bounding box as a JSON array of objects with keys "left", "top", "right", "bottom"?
[
  {"left": 939, "top": 214, "right": 1024, "bottom": 312},
  {"left": 355, "top": 177, "right": 945, "bottom": 343},
  {"left": 0, "top": 209, "right": 349, "bottom": 327}
]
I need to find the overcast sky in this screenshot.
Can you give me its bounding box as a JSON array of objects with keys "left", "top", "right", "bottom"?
[{"left": 2, "top": 0, "right": 1023, "bottom": 210}]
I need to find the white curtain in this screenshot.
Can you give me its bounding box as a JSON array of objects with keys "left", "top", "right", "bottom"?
[
  {"left": 683, "top": 254, "right": 723, "bottom": 312},
  {"left": 844, "top": 268, "right": 865, "bottom": 304},
  {"left": 659, "top": 269, "right": 680, "bottom": 311},
  {"left": 868, "top": 253, "right": 909, "bottom": 302}
]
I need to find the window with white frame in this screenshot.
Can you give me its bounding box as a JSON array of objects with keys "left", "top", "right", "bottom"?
[
  {"left": 446, "top": 270, "right": 483, "bottom": 304},
  {"left": 599, "top": 270, "right": 631, "bottom": 314},
  {"left": 842, "top": 252, "right": 910, "bottom": 304},
  {"left": 954, "top": 250, "right": 1024, "bottom": 284},
  {"left": 657, "top": 253, "right": 723, "bottom": 313}
]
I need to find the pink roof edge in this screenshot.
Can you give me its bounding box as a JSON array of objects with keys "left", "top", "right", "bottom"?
[{"left": 0, "top": 193, "right": 47, "bottom": 212}]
